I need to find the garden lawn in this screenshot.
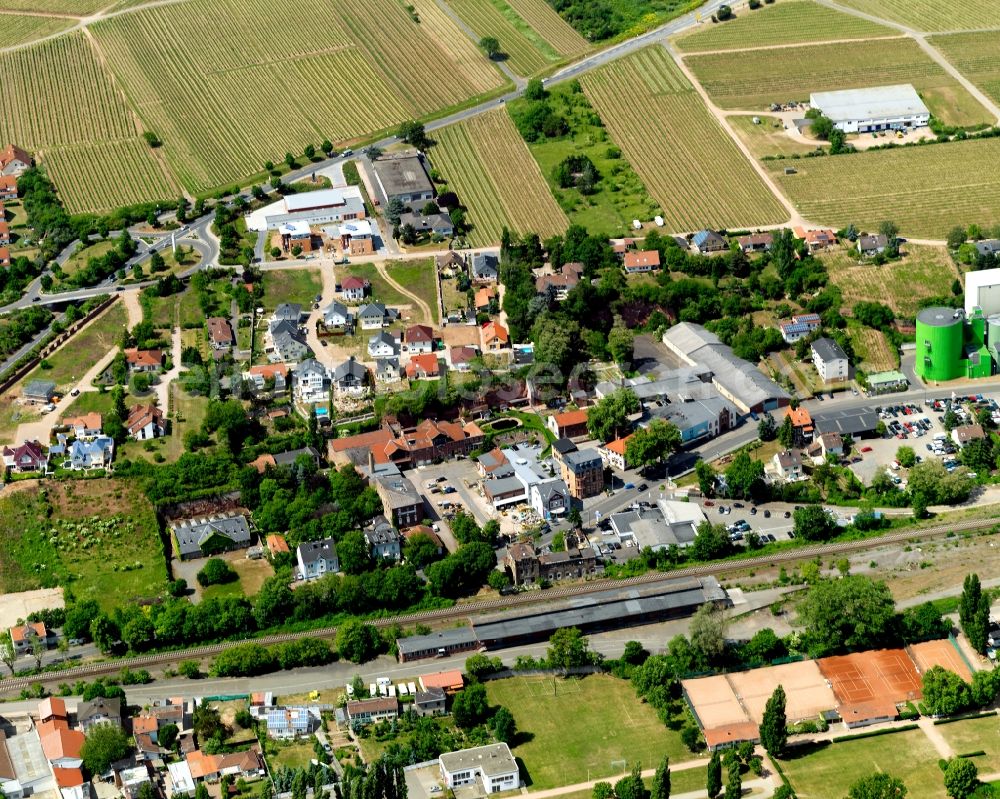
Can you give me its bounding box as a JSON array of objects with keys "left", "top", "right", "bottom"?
[
  {"left": 780, "top": 729, "right": 944, "bottom": 799},
  {"left": 263, "top": 268, "right": 322, "bottom": 311},
  {"left": 484, "top": 675, "right": 688, "bottom": 789},
  {"left": 386, "top": 259, "right": 438, "bottom": 323},
  {"left": 23, "top": 300, "right": 128, "bottom": 390},
  {"left": 338, "top": 263, "right": 409, "bottom": 307},
  {"left": 269, "top": 740, "right": 316, "bottom": 770},
  {"left": 936, "top": 715, "right": 1000, "bottom": 774},
  {"left": 201, "top": 556, "right": 274, "bottom": 602}
]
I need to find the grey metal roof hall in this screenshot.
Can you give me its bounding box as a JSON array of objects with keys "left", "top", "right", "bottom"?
[{"left": 396, "top": 625, "right": 479, "bottom": 657}]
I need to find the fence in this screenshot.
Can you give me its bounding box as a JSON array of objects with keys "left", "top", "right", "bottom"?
[{"left": 480, "top": 665, "right": 604, "bottom": 681}]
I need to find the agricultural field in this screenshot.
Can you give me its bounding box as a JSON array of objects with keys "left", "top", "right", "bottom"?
[
  {"left": 824, "top": 243, "right": 961, "bottom": 317},
  {"left": 445, "top": 0, "right": 559, "bottom": 76},
  {"left": 23, "top": 300, "right": 128, "bottom": 389},
  {"left": 0, "top": 14, "right": 75, "bottom": 48},
  {"left": 729, "top": 115, "right": 821, "bottom": 159},
  {"left": 262, "top": 268, "right": 322, "bottom": 312},
  {"left": 846, "top": 320, "right": 897, "bottom": 372},
  {"left": 485, "top": 674, "right": 688, "bottom": 790},
  {"left": 581, "top": 47, "right": 786, "bottom": 231},
  {"left": 0, "top": 32, "right": 136, "bottom": 149},
  {"left": 0, "top": 0, "right": 107, "bottom": 13},
  {"left": 43, "top": 138, "right": 180, "bottom": 213},
  {"left": 510, "top": 82, "right": 659, "bottom": 236},
  {"left": 90, "top": 0, "right": 508, "bottom": 193},
  {"left": 0, "top": 480, "right": 168, "bottom": 608},
  {"left": 930, "top": 33, "right": 1000, "bottom": 109},
  {"left": 674, "top": 0, "right": 894, "bottom": 52},
  {"left": 769, "top": 137, "right": 1000, "bottom": 239},
  {"left": 833, "top": 0, "right": 1000, "bottom": 31},
  {"left": 780, "top": 729, "right": 949, "bottom": 799},
  {"left": 684, "top": 38, "right": 991, "bottom": 128},
  {"left": 503, "top": 0, "right": 590, "bottom": 58},
  {"left": 432, "top": 108, "right": 568, "bottom": 246}
]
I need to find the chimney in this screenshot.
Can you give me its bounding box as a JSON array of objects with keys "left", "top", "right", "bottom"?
[{"left": 368, "top": 448, "right": 375, "bottom": 476}]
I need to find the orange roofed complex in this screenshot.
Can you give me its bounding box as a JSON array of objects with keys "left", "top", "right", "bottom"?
[
  {"left": 787, "top": 406, "right": 814, "bottom": 446},
  {"left": 329, "top": 419, "right": 483, "bottom": 469}
]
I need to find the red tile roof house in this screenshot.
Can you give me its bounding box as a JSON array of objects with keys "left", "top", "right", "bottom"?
[
  {"left": 124, "top": 348, "right": 164, "bottom": 373},
  {"left": 405, "top": 353, "right": 442, "bottom": 380},
  {"left": 2, "top": 440, "right": 47, "bottom": 473},
  {"left": 0, "top": 144, "right": 32, "bottom": 177},
  {"left": 9, "top": 621, "right": 49, "bottom": 655},
  {"left": 403, "top": 324, "right": 435, "bottom": 354},
  {"left": 622, "top": 249, "right": 660, "bottom": 274},
  {"left": 340, "top": 276, "right": 370, "bottom": 303},
  {"left": 482, "top": 321, "right": 509, "bottom": 351},
  {"left": 0, "top": 176, "right": 17, "bottom": 202},
  {"left": 0, "top": 221, "right": 10, "bottom": 246},
  {"left": 0, "top": 247, "right": 10, "bottom": 268},
  {"left": 449, "top": 345, "right": 478, "bottom": 371},
  {"left": 206, "top": 317, "right": 234, "bottom": 351},
  {"left": 127, "top": 404, "right": 166, "bottom": 440},
  {"left": 546, "top": 409, "right": 589, "bottom": 439},
  {"left": 63, "top": 412, "right": 103, "bottom": 440}
]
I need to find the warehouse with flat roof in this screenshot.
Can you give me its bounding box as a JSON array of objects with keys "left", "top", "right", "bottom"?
[{"left": 809, "top": 84, "right": 929, "bottom": 133}]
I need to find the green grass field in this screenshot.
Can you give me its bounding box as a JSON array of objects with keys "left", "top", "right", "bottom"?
[
  {"left": 338, "top": 263, "right": 409, "bottom": 307},
  {"left": 385, "top": 259, "right": 438, "bottom": 324},
  {"left": 833, "top": 0, "right": 1000, "bottom": 31},
  {"left": 0, "top": 479, "right": 168, "bottom": 607},
  {"left": 936, "top": 716, "right": 1000, "bottom": 774},
  {"left": 770, "top": 137, "right": 1000, "bottom": 238},
  {"left": 445, "top": 0, "right": 560, "bottom": 76},
  {"left": 262, "top": 268, "right": 322, "bottom": 312},
  {"left": 581, "top": 46, "right": 786, "bottom": 231},
  {"left": 685, "top": 38, "right": 991, "bottom": 128},
  {"left": 780, "top": 729, "right": 950, "bottom": 799},
  {"left": 59, "top": 239, "right": 116, "bottom": 280},
  {"left": 0, "top": 14, "right": 75, "bottom": 48},
  {"left": 930, "top": 33, "right": 1000, "bottom": 109},
  {"left": 484, "top": 675, "right": 688, "bottom": 789},
  {"left": 90, "top": 0, "right": 507, "bottom": 194},
  {"left": 509, "top": 83, "right": 659, "bottom": 236},
  {"left": 432, "top": 107, "right": 568, "bottom": 246},
  {"left": 728, "top": 115, "right": 821, "bottom": 159},
  {"left": 674, "top": 0, "right": 894, "bottom": 52},
  {"left": 826, "top": 244, "right": 960, "bottom": 316},
  {"left": 23, "top": 300, "right": 128, "bottom": 390}
]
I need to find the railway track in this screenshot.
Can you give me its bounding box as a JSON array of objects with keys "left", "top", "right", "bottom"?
[{"left": 1, "top": 515, "right": 994, "bottom": 694}]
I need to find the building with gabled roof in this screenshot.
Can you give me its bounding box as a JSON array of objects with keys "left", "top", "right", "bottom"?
[
  {"left": 126, "top": 404, "right": 165, "bottom": 440},
  {"left": 0, "top": 145, "right": 32, "bottom": 177},
  {"left": 171, "top": 513, "right": 252, "bottom": 560}
]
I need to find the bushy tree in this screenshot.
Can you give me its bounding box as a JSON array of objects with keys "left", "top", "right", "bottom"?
[
  {"left": 489, "top": 706, "right": 517, "bottom": 743},
  {"left": 922, "top": 667, "right": 972, "bottom": 716},
  {"left": 943, "top": 759, "right": 978, "bottom": 799},
  {"left": 587, "top": 388, "right": 639, "bottom": 442},
  {"left": 336, "top": 620, "right": 380, "bottom": 663},
  {"left": 847, "top": 773, "right": 906, "bottom": 799},
  {"left": 760, "top": 685, "right": 787, "bottom": 756},
  {"left": 796, "top": 576, "right": 896, "bottom": 656},
  {"left": 689, "top": 602, "right": 729, "bottom": 663},
  {"left": 547, "top": 627, "right": 594, "bottom": 669},
  {"left": 452, "top": 683, "right": 489, "bottom": 728},
  {"left": 725, "top": 450, "right": 765, "bottom": 500},
  {"left": 706, "top": 751, "right": 722, "bottom": 799},
  {"left": 792, "top": 505, "right": 836, "bottom": 542},
  {"left": 625, "top": 419, "right": 682, "bottom": 468},
  {"left": 81, "top": 722, "right": 130, "bottom": 775}
]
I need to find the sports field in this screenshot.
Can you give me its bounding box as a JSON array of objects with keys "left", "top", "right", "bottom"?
[
  {"left": 909, "top": 639, "right": 973, "bottom": 682},
  {"left": 0, "top": 14, "right": 75, "bottom": 48},
  {"left": 674, "top": 0, "right": 894, "bottom": 52},
  {"left": 819, "top": 649, "right": 921, "bottom": 725},
  {"left": 781, "top": 728, "right": 945, "bottom": 799},
  {"left": 484, "top": 674, "right": 688, "bottom": 789},
  {"left": 930, "top": 33, "right": 1000, "bottom": 108},
  {"left": 581, "top": 46, "right": 786, "bottom": 230},
  {"left": 87, "top": 0, "right": 507, "bottom": 193},
  {"left": 825, "top": 244, "right": 960, "bottom": 316},
  {"left": 936, "top": 716, "right": 1000, "bottom": 774},
  {"left": 432, "top": 108, "right": 568, "bottom": 246},
  {"left": 684, "top": 38, "right": 991, "bottom": 128},
  {"left": 444, "top": 0, "right": 559, "bottom": 76},
  {"left": 770, "top": 138, "right": 1000, "bottom": 238},
  {"left": 833, "top": 0, "right": 1000, "bottom": 31}
]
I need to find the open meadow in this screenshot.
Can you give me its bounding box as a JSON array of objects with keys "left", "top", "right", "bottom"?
[
  {"left": 846, "top": 321, "right": 897, "bottom": 372},
  {"left": 581, "top": 46, "right": 786, "bottom": 231},
  {"left": 930, "top": 33, "right": 1000, "bottom": 108},
  {"left": 771, "top": 138, "right": 1000, "bottom": 238},
  {"left": 825, "top": 244, "right": 961, "bottom": 316},
  {"left": 484, "top": 674, "right": 687, "bottom": 790},
  {"left": 936, "top": 715, "right": 1000, "bottom": 775},
  {"left": 684, "top": 37, "right": 991, "bottom": 127},
  {"left": 729, "top": 115, "right": 821, "bottom": 159},
  {"left": 385, "top": 260, "right": 438, "bottom": 324},
  {"left": 674, "top": 0, "right": 894, "bottom": 52},
  {"left": 432, "top": 107, "right": 568, "bottom": 246},
  {"left": 832, "top": 0, "right": 1000, "bottom": 31},
  {"left": 262, "top": 268, "right": 322, "bottom": 312},
  {"left": 0, "top": 479, "right": 168, "bottom": 608},
  {"left": 444, "top": 0, "right": 560, "bottom": 76},
  {"left": 780, "top": 729, "right": 951, "bottom": 799},
  {"left": 338, "top": 263, "right": 410, "bottom": 308},
  {"left": 90, "top": 0, "right": 507, "bottom": 194}
]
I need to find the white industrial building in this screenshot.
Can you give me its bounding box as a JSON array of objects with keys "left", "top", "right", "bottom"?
[
  {"left": 439, "top": 744, "right": 519, "bottom": 793},
  {"left": 245, "top": 186, "right": 366, "bottom": 231},
  {"left": 809, "top": 84, "right": 930, "bottom": 133},
  {"left": 965, "top": 267, "right": 1000, "bottom": 316}
]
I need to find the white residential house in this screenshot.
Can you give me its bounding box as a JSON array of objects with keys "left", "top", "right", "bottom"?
[
  {"left": 293, "top": 359, "right": 329, "bottom": 404},
  {"left": 439, "top": 744, "right": 519, "bottom": 794},
  {"left": 375, "top": 358, "right": 401, "bottom": 383},
  {"left": 772, "top": 450, "right": 803, "bottom": 481},
  {"left": 368, "top": 331, "right": 399, "bottom": 359},
  {"left": 530, "top": 479, "right": 569, "bottom": 520},
  {"left": 811, "top": 337, "right": 849, "bottom": 382},
  {"left": 323, "top": 301, "right": 353, "bottom": 331},
  {"left": 358, "top": 303, "right": 393, "bottom": 330},
  {"left": 365, "top": 516, "right": 402, "bottom": 561},
  {"left": 296, "top": 537, "right": 339, "bottom": 580}
]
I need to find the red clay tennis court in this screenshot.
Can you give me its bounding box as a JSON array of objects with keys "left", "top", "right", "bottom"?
[
  {"left": 909, "top": 639, "right": 973, "bottom": 682},
  {"left": 819, "top": 649, "right": 922, "bottom": 726}
]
